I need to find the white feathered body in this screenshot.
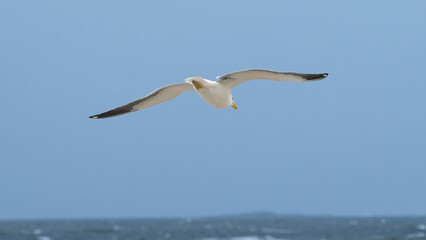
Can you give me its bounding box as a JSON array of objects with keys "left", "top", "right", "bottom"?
[{"left": 186, "top": 77, "right": 233, "bottom": 109}]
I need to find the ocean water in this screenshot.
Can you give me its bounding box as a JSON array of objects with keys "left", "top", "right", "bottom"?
[{"left": 1, "top": 214, "right": 426, "bottom": 240}]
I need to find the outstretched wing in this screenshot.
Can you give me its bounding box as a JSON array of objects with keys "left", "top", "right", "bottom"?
[
  {"left": 89, "top": 83, "right": 194, "bottom": 119},
  {"left": 217, "top": 69, "right": 328, "bottom": 89}
]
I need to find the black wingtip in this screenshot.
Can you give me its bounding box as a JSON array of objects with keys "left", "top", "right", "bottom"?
[
  {"left": 302, "top": 73, "right": 329, "bottom": 81},
  {"left": 88, "top": 107, "right": 130, "bottom": 119}
]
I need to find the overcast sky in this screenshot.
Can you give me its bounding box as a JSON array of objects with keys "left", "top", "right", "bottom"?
[{"left": 1, "top": 0, "right": 425, "bottom": 219}]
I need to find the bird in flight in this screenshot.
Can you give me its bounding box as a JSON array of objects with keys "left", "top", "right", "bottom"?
[{"left": 89, "top": 69, "right": 328, "bottom": 119}]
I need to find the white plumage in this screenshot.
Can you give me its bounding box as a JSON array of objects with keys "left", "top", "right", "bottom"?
[{"left": 90, "top": 69, "right": 328, "bottom": 119}]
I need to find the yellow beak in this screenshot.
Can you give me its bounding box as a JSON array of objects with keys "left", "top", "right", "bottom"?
[{"left": 231, "top": 103, "right": 238, "bottom": 110}]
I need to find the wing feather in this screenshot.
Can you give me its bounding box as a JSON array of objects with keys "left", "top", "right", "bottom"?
[
  {"left": 217, "top": 69, "right": 328, "bottom": 89},
  {"left": 89, "top": 83, "right": 194, "bottom": 119}
]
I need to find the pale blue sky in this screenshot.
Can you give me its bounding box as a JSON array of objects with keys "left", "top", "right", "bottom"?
[{"left": 1, "top": 1, "right": 425, "bottom": 219}]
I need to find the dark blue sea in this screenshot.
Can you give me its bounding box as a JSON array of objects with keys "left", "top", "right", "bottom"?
[{"left": 1, "top": 213, "right": 426, "bottom": 240}]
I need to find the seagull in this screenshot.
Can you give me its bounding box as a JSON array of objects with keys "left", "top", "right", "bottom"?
[{"left": 89, "top": 69, "right": 328, "bottom": 119}]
